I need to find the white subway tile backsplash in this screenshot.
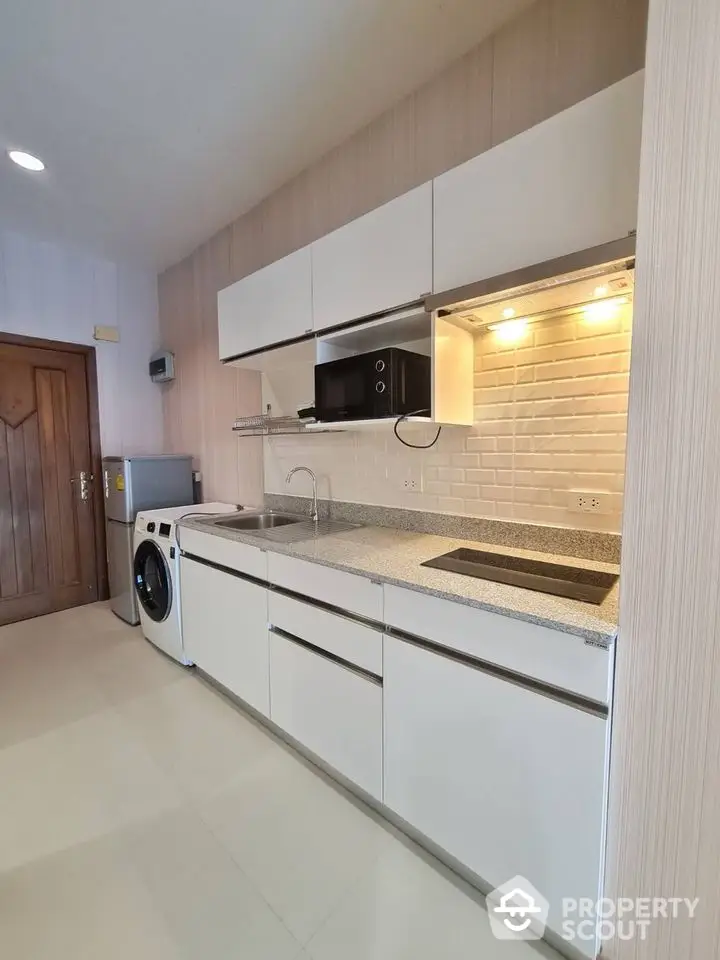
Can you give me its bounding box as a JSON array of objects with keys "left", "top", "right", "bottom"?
[
  {"left": 263, "top": 305, "right": 632, "bottom": 533},
  {"left": 438, "top": 467, "right": 465, "bottom": 482},
  {"left": 512, "top": 486, "right": 552, "bottom": 505},
  {"left": 465, "top": 436, "right": 498, "bottom": 453},
  {"left": 534, "top": 320, "right": 584, "bottom": 346},
  {"left": 572, "top": 472, "right": 624, "bottom": 492},
  {"left": 477, "top": 453, "right": 514, "bottom": 468},
  {"left": 465, "top": 469, "right": 496, "bottom": 484},
  {"left": 437, "top": 497, "right": 465, "bottom": 512},
  {"left": 425, "top": 480, "right": 452, "bottom": 496},
  {"left": 477, "top": 418, "right": 519, "bottom": 436},
  {"left": 463, "top": 499, "right": 498, "bottom": 517},
  {"left": 450, "top": 483, "right": 480, "bottom": 499}
]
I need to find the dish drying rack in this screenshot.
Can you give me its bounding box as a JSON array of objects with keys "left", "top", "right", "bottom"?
[{"left": 232, "top": 405, "right": 341, "bottom": 437}]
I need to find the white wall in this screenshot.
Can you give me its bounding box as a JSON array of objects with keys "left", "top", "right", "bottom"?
[{"left": 0, "top": 229, "right": 163, "bottom": 457}]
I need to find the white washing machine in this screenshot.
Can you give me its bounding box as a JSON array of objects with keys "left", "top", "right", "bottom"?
[{"left": 133, "top": 502, "right": 237, "bottom": 664}]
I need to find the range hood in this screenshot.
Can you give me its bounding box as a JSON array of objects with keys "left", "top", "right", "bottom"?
[{"left": 425, "top": 236, "right": 636, "bottom": 329}]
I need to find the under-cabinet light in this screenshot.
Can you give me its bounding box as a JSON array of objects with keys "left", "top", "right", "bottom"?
[{"left": 487, "top": 318, "right": 529, "bottom": 343}]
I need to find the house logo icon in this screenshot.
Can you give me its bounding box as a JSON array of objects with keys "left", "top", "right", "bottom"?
[{"left": 487, "top": 875, "right": 550, "bottom": 941}]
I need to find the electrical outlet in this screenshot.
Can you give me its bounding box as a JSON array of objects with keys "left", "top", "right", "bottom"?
[
  {"left": 397, "top": 469, "right": 423, "bottom": 493},
  {"left": 569, "top": 492, "right": 611, "bottom": 515}
]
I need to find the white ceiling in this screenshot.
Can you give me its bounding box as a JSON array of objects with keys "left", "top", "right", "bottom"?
[{"left": 0, "top": 0, "right": 531, "bottom": 270}]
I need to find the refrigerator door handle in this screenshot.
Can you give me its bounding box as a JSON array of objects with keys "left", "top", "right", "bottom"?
[{"left": 104, "top": 469, "right": 110, "bottom": 499}]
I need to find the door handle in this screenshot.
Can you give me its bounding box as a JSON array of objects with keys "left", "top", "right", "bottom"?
[{"left": 70, "top": 471, "right": 94, "bottom": 502}]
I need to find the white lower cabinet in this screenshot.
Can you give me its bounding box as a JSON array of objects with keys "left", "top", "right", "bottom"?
[
  {"left": 383, "top": 634, "right": 607, "bottom": 955},
  {"left": 180, "top": 557, "right": 270, "bottom": 716},
  {"left": 267, "top": 591, "right": 383, "bottom": 676},
  {"left": 269, "top": 629, "right": 383, "bottom": 800},
  {"left": 180, "top": 540, "right": 609, "bottom": 958}
]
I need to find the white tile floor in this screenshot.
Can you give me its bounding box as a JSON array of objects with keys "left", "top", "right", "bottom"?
[{"left": 0, "top": 602, "right": 561, "bottom": 959}]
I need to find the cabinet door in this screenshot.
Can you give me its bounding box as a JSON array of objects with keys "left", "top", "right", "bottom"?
[
  {"left": 269, "top": 630, "right": 383, "bottom": 799},
  {"left": 433, "top": 71, "right": 644, "bottom": 293},
  {"left": 180, "top": 557, "right": 269, "bottom": 715},
  {"left": 217, "top": 245, "right": 312, "bottom": 360},
  {"left": 311, "top": 183, "right": 432, "bottom": 331},
  {"left": 383, "top": 635, "right": 607, "bottom": 954}
]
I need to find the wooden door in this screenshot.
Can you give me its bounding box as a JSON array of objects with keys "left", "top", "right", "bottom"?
[{"left": 0, "top": 340, "right": 99, "bottom": 625}]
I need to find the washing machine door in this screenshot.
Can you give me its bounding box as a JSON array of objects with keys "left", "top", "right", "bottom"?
[{"left": 133, "top": 540, "right": 172, "bottom": 623}]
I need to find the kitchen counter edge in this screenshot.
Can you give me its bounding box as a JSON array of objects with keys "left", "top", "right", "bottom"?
[{"left": 176, "top": 517, "right": 619, "bottom": 646}]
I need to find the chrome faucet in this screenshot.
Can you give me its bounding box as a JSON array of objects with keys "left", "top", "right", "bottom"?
[{"left": 285, "top": 466, "right": 319, "bottom": 522}]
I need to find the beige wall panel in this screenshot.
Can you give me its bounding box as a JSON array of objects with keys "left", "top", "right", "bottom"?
[
  {"left": 548, "top": 0, "right": 648, "bottom": 116},
  {"left": 413, "top": 39, "right": 493, "bottom": 184},
  {"left": 606, "top": 0, "right": 720, "bottom": 956},
  {"left": 491, "top": 0, "right": 552, "bottom": 145}
]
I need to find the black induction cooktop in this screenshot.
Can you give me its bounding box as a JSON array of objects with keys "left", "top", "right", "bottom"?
[{"left": 421, "top": 548, "right": 618, "bottom": 604}]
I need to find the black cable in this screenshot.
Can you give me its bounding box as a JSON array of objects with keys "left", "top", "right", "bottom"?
[{"left": 393, "top": 409, "right": 442, "bottom": 449}]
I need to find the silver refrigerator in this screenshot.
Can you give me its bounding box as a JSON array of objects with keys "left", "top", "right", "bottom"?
[{"left": 103, "top": 455, "right": 193, "bottom": 624}]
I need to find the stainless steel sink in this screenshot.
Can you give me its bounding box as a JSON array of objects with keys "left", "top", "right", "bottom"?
[
  {"left": 207, "top": 510, "right": 360, "bottom": 543},
  {"left": 213, "top": 512, "right": 304, "bottom": 531}
]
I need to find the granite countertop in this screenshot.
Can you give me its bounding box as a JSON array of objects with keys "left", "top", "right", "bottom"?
[{"left": 179, "top": 516, "right": 619, "bottom": 645}]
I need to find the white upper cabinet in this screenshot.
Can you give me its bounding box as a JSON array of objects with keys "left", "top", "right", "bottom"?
[
  {"left": 217, "top": 245, "right": 312, "bottom": 360},
  {"left": 311, "top": 183, "right": 433, "bottom": 332},
  {"left": 433, "top": 71, "right": 645, "bottom": 294}
]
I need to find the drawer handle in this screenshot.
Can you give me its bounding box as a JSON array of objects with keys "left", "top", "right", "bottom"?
[
  {"left": 270, "top": 626, "right": 382, "bottom": 686},
  {"left": 270, "top": 584, "right": 384, "bottom": 632},
  {"left": 386, "top": 627, "right": 608, "bottom": 718}
]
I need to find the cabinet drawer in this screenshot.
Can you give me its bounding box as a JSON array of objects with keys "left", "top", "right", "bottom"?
[
  {"left": 267, "top": 554, "right": 383, "bottom": 622},
  {"left": 179, "top": 527, "right": 267, "bottom": 581},
  {"left": 269, "top": 630, "right": 383, "bottom": 799},
  {"left": 268, "top": 592, "right": 382, "bottom": 676},
  {"left": 384, "top": 584, "right": 610, "bottom": 704}
]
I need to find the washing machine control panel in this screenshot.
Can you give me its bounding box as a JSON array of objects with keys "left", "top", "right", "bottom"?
[
  {"left": 146, "top": 522, "right": 156, "bottom": 533},
  {"left": 158, "top": 523, "right": 171, "bottom": 538}
]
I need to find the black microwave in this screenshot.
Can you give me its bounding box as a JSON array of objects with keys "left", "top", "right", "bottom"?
[{"left": 314, "top": 347, "right": 431, "bottom": 423}]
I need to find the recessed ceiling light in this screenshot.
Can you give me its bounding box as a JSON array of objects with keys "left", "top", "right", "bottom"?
[
  {"left": 502, "top": 307, "right": 516, "bottom": 319},
  {"left": 7, "top": 150, "right": 45, "bottom": 172},
  {"left": 593, "top": 285, "right": 609, "bottom": 298}
]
